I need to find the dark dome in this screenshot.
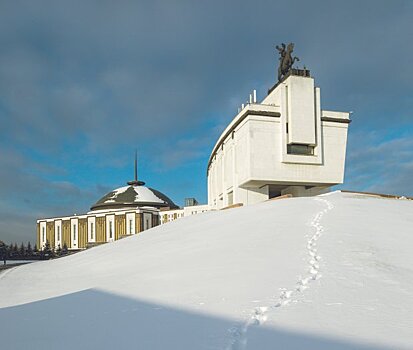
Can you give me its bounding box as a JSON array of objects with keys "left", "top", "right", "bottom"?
[{"left": 90, "top": 183, "right": 179, "bottom": 211}]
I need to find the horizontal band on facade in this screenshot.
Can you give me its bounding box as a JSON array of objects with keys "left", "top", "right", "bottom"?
[{"left": 321, "top": 117, "right": 352, "bottom": 124}]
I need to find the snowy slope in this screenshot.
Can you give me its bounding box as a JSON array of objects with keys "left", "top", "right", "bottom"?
[{"left": 0, "top": 192, "right": 412, "bottom": 349}]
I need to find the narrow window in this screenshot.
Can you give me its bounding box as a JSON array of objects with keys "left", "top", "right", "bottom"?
[
  {"left": 287, "top": 144, "right": 314, "bottom": 156},
  {"left": 109, "top": 222, "right": 113, "bottom": 239},
  {"left": 90, "top": 222, "right": 94, "bottom": 240},
  {"left": 73, "top": 224, "right": 77, "bottom": 240},
  {"left": 57, "top": 226, "right": 60, "bottom": 241},
  {"left": 42, "top": 227, "right": 45, "bottom": 242},
  {"left": 129, "top": 219, "right": 133, "bottom": 234}
]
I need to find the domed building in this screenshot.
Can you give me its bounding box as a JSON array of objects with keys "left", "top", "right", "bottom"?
[
  {"left": 90, "top": 180, "right": 178, "bottom": 212},
  {"left": 36, "top": 163, "right": 178, "bottom": 251}
]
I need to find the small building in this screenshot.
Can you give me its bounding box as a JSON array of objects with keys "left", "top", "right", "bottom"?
[
  {"left": 207, "top": 68, "right": 350, "bottom": 209},
  {"left": 36, "top": 175, "right": 178, "bottom": 251},
  {"left": 159, "top": 201, "right": 209, "bottom": 225},
  {"left": 185, "top": 197, "right": 199, "bottom": 207}
]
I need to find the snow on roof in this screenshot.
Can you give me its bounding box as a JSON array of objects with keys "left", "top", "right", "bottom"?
[
  {"left": 132, "top": 185, "right": 164, "bottom": 204},
  {"left": 1, "top": 192, "right": 413, "bottom": 349},
  {"left": 103, "top": 185, "right": 164, "bottom": 204},
  {"left": 90, "top": 183, "right": 178, "bottom": 211}
]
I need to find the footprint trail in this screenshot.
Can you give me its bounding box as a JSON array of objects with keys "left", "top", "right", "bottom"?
[{"left": 226, "top": 197, "right": 334, "bottom": 350}]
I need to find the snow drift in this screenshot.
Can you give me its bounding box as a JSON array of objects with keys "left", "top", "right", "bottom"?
[{"left": 0, "top": 192, "right": 412, "bottom": 349}]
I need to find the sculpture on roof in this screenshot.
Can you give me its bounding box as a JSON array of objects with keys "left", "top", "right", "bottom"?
[{"left": 276, "top": 42, "right": 299, "bottom": 81}]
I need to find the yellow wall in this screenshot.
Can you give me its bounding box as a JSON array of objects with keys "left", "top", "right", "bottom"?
[
  {"left": 96, "top": 217, "right": 106, "bottom": 243},
  {"left": 62, "top": 220, "right": 71, "bottom": 249},
  {"left": 135, "top": 213, "right": 142, "bottom": 233},
  {"left": 115, "top": 214, "right": 126, "bottom": 239},
  {"left": 46, "top": 222, "right": 55, "bottom": 248},
  {"left": 78, "top": 219, "right": 87, "bottom": 248}
]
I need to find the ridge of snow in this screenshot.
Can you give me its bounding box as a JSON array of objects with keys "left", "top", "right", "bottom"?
[
  {"left": 111, "top": 185, "right": 130, "bottom": 197},
  {"left": 1, "top": 192, "right": 412, "bottom": 349}
]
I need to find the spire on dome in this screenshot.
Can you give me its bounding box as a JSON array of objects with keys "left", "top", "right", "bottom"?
[
  {"left": 127, "top": 149, "right": 145, "bottom": 186},
  {"left": 134, "top": 149, "right": 137, "bottom": 181}
]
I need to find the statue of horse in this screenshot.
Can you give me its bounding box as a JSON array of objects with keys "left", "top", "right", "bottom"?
[{"left": 276, "top": 42, "right": 299, "bottom": 81}]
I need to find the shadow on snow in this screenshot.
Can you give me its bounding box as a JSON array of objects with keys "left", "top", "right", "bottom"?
[{"left": 0, "top": 289, "right": 392, "bottom": 350}]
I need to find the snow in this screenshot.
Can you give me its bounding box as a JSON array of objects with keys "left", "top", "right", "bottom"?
[
  {"left": 0, "top": 192, "right": 412, "bottom": 349},
  {"left": 103, "top": 185, "right": 165, "bottom": 204},
  {"left": 107, "top": 185, "right": 129, "bottom": 198},
  {"left": 132, "top": 185, "right": 164, "bottom": 203}
]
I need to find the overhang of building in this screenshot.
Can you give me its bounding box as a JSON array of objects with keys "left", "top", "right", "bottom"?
[{"left": 238, "top": 179, "right": 338, "bottom": 189}]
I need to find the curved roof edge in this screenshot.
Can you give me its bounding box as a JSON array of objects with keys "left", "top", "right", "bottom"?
[{"left": 207, "top": 103, "right": 280, "bottom": 172}]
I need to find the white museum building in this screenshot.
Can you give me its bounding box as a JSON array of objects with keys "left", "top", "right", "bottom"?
[{"left": 207, "top": 68, "right": 350, "bottom": 210}]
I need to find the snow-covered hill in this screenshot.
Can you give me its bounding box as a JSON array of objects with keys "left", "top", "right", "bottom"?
[{"left": 0, "top": 192, "right": 412, "bottom": 349}]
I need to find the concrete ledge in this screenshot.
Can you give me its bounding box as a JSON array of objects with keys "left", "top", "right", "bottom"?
[
  {"left": 221, "top": 203, "right": 243, "bottom": 210},
  {"left": 341, "top": 190, "right": 413, "bottom": 200},
  {"left": 267, "top": 194, "right": 293, "bottom": 201}
]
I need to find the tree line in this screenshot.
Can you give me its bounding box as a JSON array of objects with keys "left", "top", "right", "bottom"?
[{"left": 0, "top": 240, "right": 70, "bottom": 263}]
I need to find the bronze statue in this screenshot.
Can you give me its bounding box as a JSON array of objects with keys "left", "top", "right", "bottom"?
[{"left": 276, "top": 43, "right": 299, "bottom": 81}]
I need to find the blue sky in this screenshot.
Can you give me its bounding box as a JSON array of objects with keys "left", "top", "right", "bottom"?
[{"left": 1, "top": 0, "right": 412, "bottom": 244}]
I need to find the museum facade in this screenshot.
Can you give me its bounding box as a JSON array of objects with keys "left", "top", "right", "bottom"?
[{"left": 36, "top": 176, "right": 179, "bottom": 251}]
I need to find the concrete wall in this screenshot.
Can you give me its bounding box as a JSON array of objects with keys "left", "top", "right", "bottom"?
[
  {"left": 54, "top": 220, "right": 62, "bottom": 249},
  {"left": 70, "top": 218, "right": 79, "bottom": 249},
  {"left": 39, "top": 222, "right": 46, "bottom": 248},
  {"left": 87, "top": 216, "right": 96, "bottom": 243}
]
